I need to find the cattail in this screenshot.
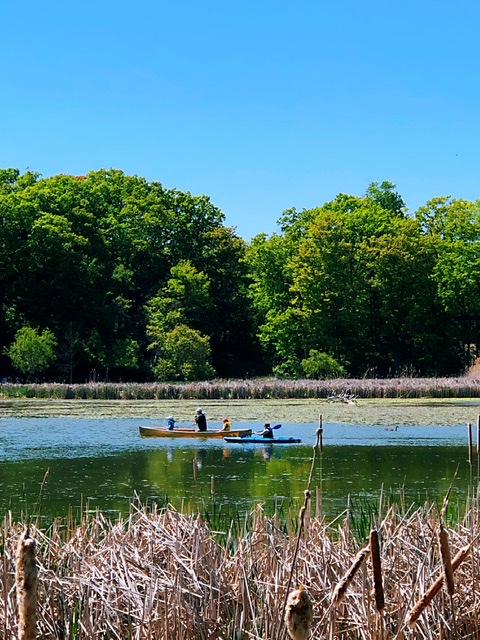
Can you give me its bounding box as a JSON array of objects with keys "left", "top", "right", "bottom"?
[
  {"left": 438, "top": 524, "right": 455, "bottom": 596},
  {"left": 332, "top": 545, "right": 370, "bottom": 605},
  {"left": 407, "top": 544, "right": 470, "bottom": 626},
  {"left": 15, "top": 528, "right": 38, "bottom": 640},
  {"left": 285, "top": 585, "right": 313, "bottom": 640},
  {"left": 370, "top": 529, "right": 385, "bottom": 611}
]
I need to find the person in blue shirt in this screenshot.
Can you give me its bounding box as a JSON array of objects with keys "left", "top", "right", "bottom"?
[
  {"left": 167, "top": 416, "right": 175, "bottom": 431},
  {"left": 195, "top": 408, "right": 207, "bottom": 432}
]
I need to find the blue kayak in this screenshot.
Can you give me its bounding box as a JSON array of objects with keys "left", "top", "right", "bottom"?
[{"left": 224, "top": 436, "right": 302, "bottom": 444}]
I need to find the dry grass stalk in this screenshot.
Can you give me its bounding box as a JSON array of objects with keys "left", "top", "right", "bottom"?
[
  {"left": 332, "top": 545, "right": 370, "bottom": 605},
  {"left": 15, "top": 527, "right": 37, "bottom": 640},
  {"left": 369, "top": 529, "right": 385, "bottom": 611},
  {"left": 285, "top": 585, "right": 313, "bottom": 640},
  {"left": 438, "top": 523, "right": 455, "bottom": 596},
  {"left": 407, "top": 544, "right": 470, "bottom": 627}
]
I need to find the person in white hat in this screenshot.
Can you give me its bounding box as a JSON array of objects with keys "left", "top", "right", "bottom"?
[
  {"left": 166, "top": 416, "right": 175, "bottom": 431},
  {"left": 194, "top": 408, "right": 207, "bottom": 432}
]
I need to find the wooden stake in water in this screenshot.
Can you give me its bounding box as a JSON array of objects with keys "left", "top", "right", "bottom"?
[
  {"left": 318, "top": 414, "right": 323, "bottom": 453},
  {"left": 468, "top": 422, "right": 473, "bottom": 465},
  {"left": 477, "top": 415, "right": 480, "bottom": 456}
]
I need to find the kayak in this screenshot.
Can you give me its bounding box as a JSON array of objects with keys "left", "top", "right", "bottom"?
[
  {"left": 139, "top": 426, "right": 252, "bottom": 438},
  {"left": 223, "top": 436, "right": 302, "bottom": 444}
]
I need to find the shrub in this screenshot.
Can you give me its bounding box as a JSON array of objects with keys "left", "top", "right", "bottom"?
[{"left": 301, "top": 350, "right": 345, "bottom": 380}]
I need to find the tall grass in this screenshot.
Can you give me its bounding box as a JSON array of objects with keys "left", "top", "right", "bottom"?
[
  {"left": 1, "top": 375, "right": 480, "bottom": 400},
  {"left": 0, "top": 499, "right": 479, "bottom": 639}
]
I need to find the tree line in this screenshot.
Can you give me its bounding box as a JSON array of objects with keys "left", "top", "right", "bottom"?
[{"left": 0, "top": 169, "right": 478, "bottom": 382}]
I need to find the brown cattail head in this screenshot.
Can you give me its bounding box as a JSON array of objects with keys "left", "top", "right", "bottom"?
[
  {"left": 369, "top": 529, "right": 385, "bottom": 611},
  {"left": 332, "top": 545, "right": 370, "bottom": 605},
  {"left": 407, "top": 544, "right": 470, "bottom": 627},
  {"left": 285, "top": 585, "right": 313, "bottom": 640},
  {"left": 15, "top": 528, "right": 38, "bottom": 640},
  {"left": 438, "top": 524, "right": 455, "bottom": 596}
]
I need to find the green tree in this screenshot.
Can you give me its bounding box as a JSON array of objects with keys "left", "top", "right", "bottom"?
[
  {"left": 145, "top": 263, "right": 217, "bottom": 381},
  {"left": 6, "top": 326, "right": 57, "bottom": 377},
  {"left": 247, "top": 185, "right": 451, "bottom": 377},
  {"left": 0, "top": 168, "right": 249, "bottom": 381},
  {"left": 146, "top": 260, "right": 213, "bottom": 334},
  {"left": 245, "top": 232, "right": 298, "bottom": 374},
  {"left": 416, "top": 196, "right": 480, "bottom": 366},
  {"left": 366, "top": 180, "right": 406, "bottom": 215},
  {"left": 199, "top": 226, "right": 261, "bottom": 376},
  {"left": 151, "top": 325, "right": 215, "bottom": 381}
]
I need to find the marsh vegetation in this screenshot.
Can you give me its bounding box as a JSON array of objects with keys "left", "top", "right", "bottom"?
[
  {"left": 2, "top": 390, "right": 480, "bottom": 637},
  {"left": 3, "top": 496, "right": 480, "bottom": 639}
]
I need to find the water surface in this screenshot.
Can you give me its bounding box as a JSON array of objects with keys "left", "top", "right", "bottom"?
[{"left": 0, "top": 417, "right": 476, "bottom": 525}]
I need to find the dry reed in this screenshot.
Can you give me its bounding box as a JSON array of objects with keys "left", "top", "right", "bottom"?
[
  {"left": 0, "top": 504, "right": 479, "bottom": 638},
  {"left": 3, "top": 375, "right": 480, "bottom": 401}
]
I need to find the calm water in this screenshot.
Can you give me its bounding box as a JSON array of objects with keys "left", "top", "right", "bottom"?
[{"left": 0, "top": 417, "right": 476, "bottom": 525}]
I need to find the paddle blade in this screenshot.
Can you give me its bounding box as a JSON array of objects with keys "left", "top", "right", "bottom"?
[{"left": 273, "top": 424, "right": 282, "bottom": 429}]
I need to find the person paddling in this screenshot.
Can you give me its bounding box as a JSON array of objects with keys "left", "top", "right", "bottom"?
[
  {"left": 221, "top": 418, "right": 231, "bottom": 431},
  {"left": 257, "top": 423, "right": 274, "bottom": 439},
  {"left": 195, "top": 408, "right": 207, "bottom": 432},
  {"left": 166, "top": 416, "right": 175, "bottom": 431}
]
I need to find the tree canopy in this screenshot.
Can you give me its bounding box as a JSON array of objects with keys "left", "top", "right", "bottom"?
[{"left": 0, "top": 169, "right": 478, "bottom": 381}]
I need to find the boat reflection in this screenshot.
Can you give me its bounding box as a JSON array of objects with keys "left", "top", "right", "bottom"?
[{"left": 261, "top": 446, "right": 273, "bottom": 461}]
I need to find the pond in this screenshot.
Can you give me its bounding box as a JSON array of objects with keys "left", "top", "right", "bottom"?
[{"left": 0, "top": 405, "right": 478, "bottom": 527}]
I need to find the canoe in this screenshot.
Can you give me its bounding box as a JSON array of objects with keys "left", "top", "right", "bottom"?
[
  {"left": 139, "top": 426, "right": 252, "bottom": 438},
  {"left": 223, "top": 436, "right": 302, "bottom": 444}
]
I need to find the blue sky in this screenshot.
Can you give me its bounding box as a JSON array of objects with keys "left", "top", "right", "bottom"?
[{"left": 2, "top": 1, "right": 479, "bottom": 240}]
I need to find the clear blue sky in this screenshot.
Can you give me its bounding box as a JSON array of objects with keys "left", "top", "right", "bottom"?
[{"left": 2, "top": 1, "right": 479, "bottom": 240}]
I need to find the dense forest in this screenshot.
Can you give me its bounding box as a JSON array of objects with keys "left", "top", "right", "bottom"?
[{"left": 0, "top": 169, "right": 479, "bottom": 382}]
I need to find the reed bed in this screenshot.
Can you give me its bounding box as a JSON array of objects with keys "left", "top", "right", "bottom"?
[
  {"left": 1, "top": 501, "right": 479, "bottom": 639},
  {"left": 1, "top": 375, "right": 480, "bottom": 401}
]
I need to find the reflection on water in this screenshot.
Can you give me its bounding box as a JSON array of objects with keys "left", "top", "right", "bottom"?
[{"left": 0, "top": 417, "right": 477, "bottom": 525}]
